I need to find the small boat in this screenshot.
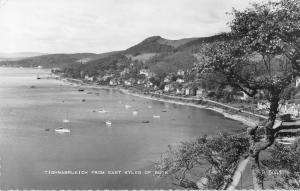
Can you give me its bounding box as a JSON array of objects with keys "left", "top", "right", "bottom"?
[
  {"left": 125, "top": 104, "right": 131, "bottom": 109},
  {"left": 153, "top": 115, "right": 160, "bottom": 119},
  {"left": 132, "top": 111, "right": 138, "bottom": 116},
  {"left": 62, "top": 119, "right": 70, "bottom": 123},
  {"left": 55, "top": 127, "right": 71, "bottom": 134},
  {"left": 148, "top": 105, "right": 152, "bottom": 109},
  {"left": 98, "top": 109, "right": 108, "bottom": 113},
  {"left": 142, "top": 120, "right": 150, "bottom": 123},
  {"left": 37, "top": 75, "right": 41, "bottom": 80},
  {"left": 78, "top": 88, "right": 85, "bottom": 92},
  {"left": 105, "top": 121, "right": 112, "bottom": 126}
]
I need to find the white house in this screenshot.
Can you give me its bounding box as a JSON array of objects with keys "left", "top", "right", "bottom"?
[
  {"left": 139, "top": 69, "right": 151, "bottom": 77},
  {"left": 177, "top": 69, "right": 185, "bottom": 76},
  {"left": 164, "top": 84, "right": 175, "bottom": 92},
  {"left": 257, "top": 101, "right": 270, "bottom": 110},
  {"left": 296, "top": 77, "right": 300, "bottom": 87},
  {"left": 176, "top": 78, "right": 185, "bottom": 83},
  {"left": 84, "top": 74, "right": 94, "bottom": 82}
]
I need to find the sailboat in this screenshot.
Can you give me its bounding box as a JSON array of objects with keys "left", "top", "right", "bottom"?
[{"left": 55, "top": 112, "right": 71, "bottom": 134}]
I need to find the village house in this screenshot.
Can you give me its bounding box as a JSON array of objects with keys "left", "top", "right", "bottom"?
[
  {"left": 185, "top": 87, "right": 197, "bottom": 96},
  {"left": 234, "top": 91, "right": 249, "bottom": 101},
  {"left": 84, "top": 74, "right": 94, "bottom": 82},
  {"left": 176, "top": 78, "right": 185, "bottom": 83},
  {"left": 139, "top": 69, "right": 151, "bottom": 77},
  {"left": 176, "top": 88, "right": 184, "bottom": 95},
  {"left": 109, "top": 78, "right": 118, "bottom": 86},
  {"left": 124, "top": 78, "right": 136, "bottom": 86},
  {"left": 257, "top": 101, "right": 270, "bottom": 110},
  {"left": 164, "top": 75, "right": 172, "bottom": 83},
  {"left": 280, "top": 102, "right": 300, "bottom": 117},
  {"left": 177, "top": 69, "right": 185, "bottom": 76},
  {"left": 120, "top": 68, "right": 130, "bottom": 77},
  {"left": 164, "top": 83, "right": 175, "bottom": 92},
  {"left": 296, "top": 77, "right": 300, "bottom": 87},
  {"left": 196, "top": 88, "right": 205, "bottom": 97},
  {"left": 137, "top": 79, "right": 145, "bottom": 85},
  {"left": 145, "top": 81, "right": 153, "bottom": 88}
]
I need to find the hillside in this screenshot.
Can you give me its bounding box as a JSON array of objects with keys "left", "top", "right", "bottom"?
[
  {"left": 0, "top": 34, "right": 228, "bottom": 76},
  {"left": 0, "top": 51, "right": 122, "bottom": 68}
]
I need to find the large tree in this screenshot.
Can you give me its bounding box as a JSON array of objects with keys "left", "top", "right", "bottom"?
[
  {"left": 158, "top": 0, "right": 300, "bottom": 189},
  {"left": 195, "top": 0, "right": 300, "bottom": 189}
]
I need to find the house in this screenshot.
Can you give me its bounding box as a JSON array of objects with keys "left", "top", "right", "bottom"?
[
  {"left": 280, "top": 102, "right": 300, "bottom": 117},
  {"left": 164, "top": 84, "right": 175, "bottom": 92},
  {"left": 109, "top": 79, "right": 118, "bottom": 86},
  {"left": 176, "top": 88, "right": 184, "bottom": 95},
  {"left": 177, "top": 69, "right": 185, "bottom": 76},
  {"left": 176, "top": 78, "right": 185, "bottom": 83},
  {"left": 145, "top": 81, "right": 153, "bottom": 88},
  {"left": 164, "top": 76, "right": 172, "bottom": 83},
  {"left": 120, "top": 68, "right": 130, "bottom": 77},
  {"left": 124, "top": 78, "right": 136, "bottom": 86},
  {"left": 137, "top": 79, "right": 145, "bottom": 85},
  {"left": 296, "top": 77, "right": 300, "bottom": 87},
  {"left": 84, "top": 74, "right": 94, "bottom": 82},
  {"left": 139, "top": 69, "right": 151, "bottom": 77},
  {"left": 185, "top": 87, "right": 197, "bottom": 96},
  {"left": 257, "top": 101, "right": 270, "bottom": 110},
  {"left": 196, "top": 88, "right": 205, "bottom": 97},
  {"left": 234, "top": 91, "right": 249, "bottom": 100}
]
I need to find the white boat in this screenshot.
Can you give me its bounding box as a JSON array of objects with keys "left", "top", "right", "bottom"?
[
  {"left": 153, "top": 115, "right": 160, "bottom": 119},
  {"left": 125, "top": 104, "right": 131, "bottom": 109},
  {"left": 148, "top": 105, "right": 152, "bottom": 109},
  {"left": 105, "top": 121, "right": 112, "bottom": 126},
  {"left": 55, "top": 127, "right": 71, "bottom": 134},
  {"left": 98, "top": 109, "right": 108, "bottom": 113},
  {"left": 62, "top": 119, "right": 70, "bottom": 123},
  {"left": 132, "top": 111, "right": 138, "bottom": 116}
]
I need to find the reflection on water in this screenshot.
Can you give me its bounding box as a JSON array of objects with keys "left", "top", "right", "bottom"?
[{"left": 0, "top": 67, "right": 244, "bottom": 189}]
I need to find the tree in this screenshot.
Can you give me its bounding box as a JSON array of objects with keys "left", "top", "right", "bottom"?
[
  {"left": 156, "top": 133, "right": 249, "bottom": 189},
  {"left": 194, "top": 0, "right": 300, "bottom": 189},
  {"left": 261, "top": 140, "right": 300, "bottom": 189}
]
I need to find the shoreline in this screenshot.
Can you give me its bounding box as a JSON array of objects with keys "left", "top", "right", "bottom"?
[{"left": 62, "top": 78, "right": 264, "bottom": 128}]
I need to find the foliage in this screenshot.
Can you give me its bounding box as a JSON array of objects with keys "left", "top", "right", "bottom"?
[
  {"left": 156, "top": 133, "right": 249, "bottom": 189},
  {"left": 262, "top": 140, "right": 300, "bottom": 189}
]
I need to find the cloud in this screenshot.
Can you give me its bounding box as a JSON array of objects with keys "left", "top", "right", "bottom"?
[{"left": 0, "top": 0, "right": 258, "bottom": 53}]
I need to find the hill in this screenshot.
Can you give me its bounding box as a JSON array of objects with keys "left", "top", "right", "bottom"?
[{"left": 0, "top": 34, "right": 229, "bottom": 76}]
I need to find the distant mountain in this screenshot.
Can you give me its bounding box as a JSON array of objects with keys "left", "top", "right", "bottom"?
[
  {"left": 0, "top": 34, "right": 229, "bottom": 76},
  {"left": 0, "top": 52, "right": 46, "bottom": 59},
  {"left": 0, "top": 51, "right": 121, "bottom": 68}
]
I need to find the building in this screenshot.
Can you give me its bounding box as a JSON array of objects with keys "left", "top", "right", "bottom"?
[
  {"left": 257, "top": 101, "right": 270, "bottom": 110},
  {"left": 109, "top": 79, "right": 118, "bottom": 86},
  {"left": 185, "top": 87, "right": 197, "bottom": 96},
  {"left": 120, "top": 68, "right": 130, "bottom": 77},
  {"left": 124, "top": 78, "right": 136, "bottom": 86},
  {"left": 177, "top": 69, "right": 185, "bottom": 76},
  {"left": 234, "top": 91, "right": 249, "bottom": 100},
  {"left": 280, "top": 102, "right": 300, "bottom": 117},
  {"left": 84, "top": 74, "right": 94, "bottom": 82},
  {"left": 145, "top": 81, "right": 153, "bottom": 88},
  {"left": 139, "top": 69, "right": 151, "bottom": 77},
  {"left": 176, "top": 78, "right": 185, "bottom": 83},
  {"left": 176, "top": 88, "right": 184, "bottom": 95},
  {"left": 164, "top": 84, "right": 175, "bottom": 92},
  {"left": 296, "top": 77, "right": 300, "bottom": 87},
  {"left": 196, "top": 88, "right": 205, "bottom": 97}
]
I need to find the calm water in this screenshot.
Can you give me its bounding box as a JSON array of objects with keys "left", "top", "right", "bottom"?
[{"left": 0, "top": 67, "right": 245, "bottom": 189}]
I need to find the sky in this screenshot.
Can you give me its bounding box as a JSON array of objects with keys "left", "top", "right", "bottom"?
[{"left": 0, "top": 0, "right": 259, "bottom": 54}]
